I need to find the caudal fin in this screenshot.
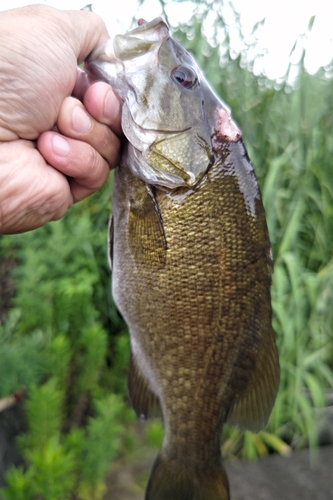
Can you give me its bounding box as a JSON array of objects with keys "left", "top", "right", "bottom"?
[{"left": 145, "top": 452, "right": 229, "bottom": 500}]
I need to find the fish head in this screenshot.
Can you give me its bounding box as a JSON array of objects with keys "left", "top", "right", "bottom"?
[{"left": 86, "top": 17, "right": 241, "bottom": 189}]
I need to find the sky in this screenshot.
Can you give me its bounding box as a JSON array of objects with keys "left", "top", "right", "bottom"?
[{"left": 1, "top": 0, "right": 332, "bottom": 82}]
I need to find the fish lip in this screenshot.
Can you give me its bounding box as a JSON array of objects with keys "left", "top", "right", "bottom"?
[
  {"left": 86, "top": 41, "right": 118, "bottom": 65},
  {"left": 86, "top": 17, "right": 169, "bottom": 65},
  {"left": 125, "top": 17, "right": 169, "bottom": 40}
]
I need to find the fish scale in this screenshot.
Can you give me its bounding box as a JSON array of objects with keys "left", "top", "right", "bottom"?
[{"left": 87, "top": 17, "right": 279, "bottom": 500}]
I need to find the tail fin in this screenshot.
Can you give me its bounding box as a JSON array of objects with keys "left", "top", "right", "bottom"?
[{"left": 145, "top": 452, "right": 229, "bottom": 500}]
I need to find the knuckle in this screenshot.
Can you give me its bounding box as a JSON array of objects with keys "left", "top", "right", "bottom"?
[
  {"left": 86, "top": 144, "right": 100, "bottom": 172},
  {"left": 91, "top": 125, "right": 120, "bottom": 168},
  {"left": 95, "top": 125, "right": 111, "bottom": 152},
  {"left": 83, "top": 146, "right": 107, "bottom": 188}
]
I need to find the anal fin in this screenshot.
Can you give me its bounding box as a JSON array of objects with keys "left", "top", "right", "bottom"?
[
  {"left": 227, "top": 328, "right": 280, "bottom": 432},
  {"left": 128, "top": 350, "right": 162, "bottom": 420}
]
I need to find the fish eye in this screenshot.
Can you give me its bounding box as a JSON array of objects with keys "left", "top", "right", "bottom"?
[{"left": 171, "top": 65, "right": 199, "bottom": 90}]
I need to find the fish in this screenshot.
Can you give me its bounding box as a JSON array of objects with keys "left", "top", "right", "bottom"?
[{"left": 86, "top": 18, "right": 280, "bottom": 500}]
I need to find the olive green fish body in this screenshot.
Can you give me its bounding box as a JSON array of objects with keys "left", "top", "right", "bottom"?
[
  {"left": 87, "top": 18, "right": 279, "bottom": 500},
  {"left": 112, "top": 140, "right": 278, "bottom": 475}
]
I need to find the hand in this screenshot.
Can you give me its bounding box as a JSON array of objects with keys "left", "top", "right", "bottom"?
[{"left": 0, "top": 5, "right": 122, "bottom": 234}]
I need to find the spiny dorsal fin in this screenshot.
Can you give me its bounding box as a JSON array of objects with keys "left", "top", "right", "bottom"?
[
  {"left": 227, "top": 328, "right": 280, "bottom": 431},
  {"left": 128, "top": 350, "right": 162, "bottom": 419}
]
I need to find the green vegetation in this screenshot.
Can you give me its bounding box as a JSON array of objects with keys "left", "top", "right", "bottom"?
[
  {"left": 1, "top": 2, "right": 333, "bottom": 497},
  {"left": 0, "top": 190, "right": 135, "bottom": 499}
]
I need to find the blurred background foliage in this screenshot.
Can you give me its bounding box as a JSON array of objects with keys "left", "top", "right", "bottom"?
[{"left": 1, "top": 0, "right": 333, "bottom": 497}]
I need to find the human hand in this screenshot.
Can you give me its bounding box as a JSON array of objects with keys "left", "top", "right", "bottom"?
[{"left": 0, "top": 5, "right": 122, "bottom": 234}]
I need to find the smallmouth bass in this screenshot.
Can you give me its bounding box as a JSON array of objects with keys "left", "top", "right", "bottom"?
[{"left": 86, "top": 18, "right": 279, "bottom": 500}]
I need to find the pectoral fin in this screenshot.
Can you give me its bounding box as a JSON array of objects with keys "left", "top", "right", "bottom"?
[
  {"left": 227, "top": 328, "right": 280, "bottom": 432},
  {"left": 128, "top": 184, "right": 167, "bottom": 269},
  {"left": 128, "top": 350, "right": 162, "bottom": 419}
]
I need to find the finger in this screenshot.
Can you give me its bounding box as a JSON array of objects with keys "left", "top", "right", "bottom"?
[
  {"left": 56, "top": 96, "right": 121, "bottom": 168},
  {"left": 37, "top": 131, "right": 112, "bottom": 202},
  {"left": 84, "top": 82, "right": 123, "bottom": 137},
  {"left": 73, "top": 72, "right": 123, "bottom": 136},
  {"left": 73, "top": 68, "right": 93, "bottom": 102},
  {"left": 0, "top": 140, "right": 72, "bottom": 233}
]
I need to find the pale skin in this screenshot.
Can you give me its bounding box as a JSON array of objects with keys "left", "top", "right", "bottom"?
[{"left": 0, "top": 5, "right": 123, "bottom": 234}]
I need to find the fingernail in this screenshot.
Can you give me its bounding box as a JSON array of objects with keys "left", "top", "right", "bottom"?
[
  {"left": 72, "top": 106, "right": 92, "bottom": 133},
  {"left": 103, "top": 88, "right": 120, "bottom": 122},
  {"left": 52, "top": 135, "right": 70, "bottom": 157}
]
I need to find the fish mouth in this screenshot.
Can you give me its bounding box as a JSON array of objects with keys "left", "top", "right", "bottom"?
[
  {"left": 86, "top": 43, "right": 116, "bottom": 64},
  {"left": 87, "top": 18, "right": 169, "bottom": 61},
  {"left": 125, "top": 17, "right": 169, "bottom": 39}
]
